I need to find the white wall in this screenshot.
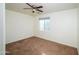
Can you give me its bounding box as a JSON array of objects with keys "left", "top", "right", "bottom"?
[
  {"left": 0, "top": 3, "right": 4, "bottom": 55},
  {"left": 6, "top": 10, "right": 34, "bottom": 43},
  {"left": 77, "top": 7, "right": 79, "bottom": 54},
  {"left": 35, "top": 9, "right": 77, "bottom": 48}
]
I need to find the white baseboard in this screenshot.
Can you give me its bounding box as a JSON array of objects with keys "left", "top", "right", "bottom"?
[
  {"left": 6, "top": 35, "right": 34, "bottom": 44},
  {"left": 35, "top": 35, "right": 77, "bottom": 48}
]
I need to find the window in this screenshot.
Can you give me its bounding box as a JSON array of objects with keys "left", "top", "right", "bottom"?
[
  {"left": 39, "top": 17, "right": 50, "bottom": 31},
  {"left": 39, "top": 20, "right": 44, "bottom": 31}
]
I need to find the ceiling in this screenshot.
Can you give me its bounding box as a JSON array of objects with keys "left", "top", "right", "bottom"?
[{"left": 6, "top": 3, "right": 79, "bottom": 16}]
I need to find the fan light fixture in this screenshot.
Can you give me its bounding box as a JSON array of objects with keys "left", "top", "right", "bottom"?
[
  {"left": 24, "top": 3, "right": 43, "bottom": 13},
  {"left": 32, "top": 9, "right": 36, "bottom": 13}
]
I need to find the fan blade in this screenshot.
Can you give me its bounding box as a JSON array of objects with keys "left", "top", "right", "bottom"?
[
  {"left": 38, "top": 10, "right": 43, "bottom": 12},
  {"left": 36, "top": 6, "right": 43, "bottom": 8},
  {"left": 36, "top": 8, "right": 43, "bottom": 12},
  {"left": 26, "top": 3, "right": 34, "bottom": 8}
]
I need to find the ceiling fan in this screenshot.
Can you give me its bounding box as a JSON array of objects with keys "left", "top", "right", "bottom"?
[{"left": 24, "top": 3, "right": 43, "bottom": 13}]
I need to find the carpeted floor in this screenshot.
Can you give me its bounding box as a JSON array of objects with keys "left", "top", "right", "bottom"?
[{"left": 6, "top": 36, "right": 78, "bottom": 55}]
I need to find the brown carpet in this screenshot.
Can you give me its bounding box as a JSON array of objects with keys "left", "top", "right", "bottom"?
[{"left": 6, "top": 36, "right": 78, "bottom": 55}]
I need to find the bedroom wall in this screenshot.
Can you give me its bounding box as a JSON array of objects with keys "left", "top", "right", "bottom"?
[
  {"left": 77, "top": 7, "right": 79, "bottom": 54},
  {"left": 6, "top": 10, "right": 34, "bottom": 43},
  {"left": 0, "top": 3, "right": 4, "bottom": 55},
  {"left": 35, "top": 9, "right": 77, "bottom": 48}
]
